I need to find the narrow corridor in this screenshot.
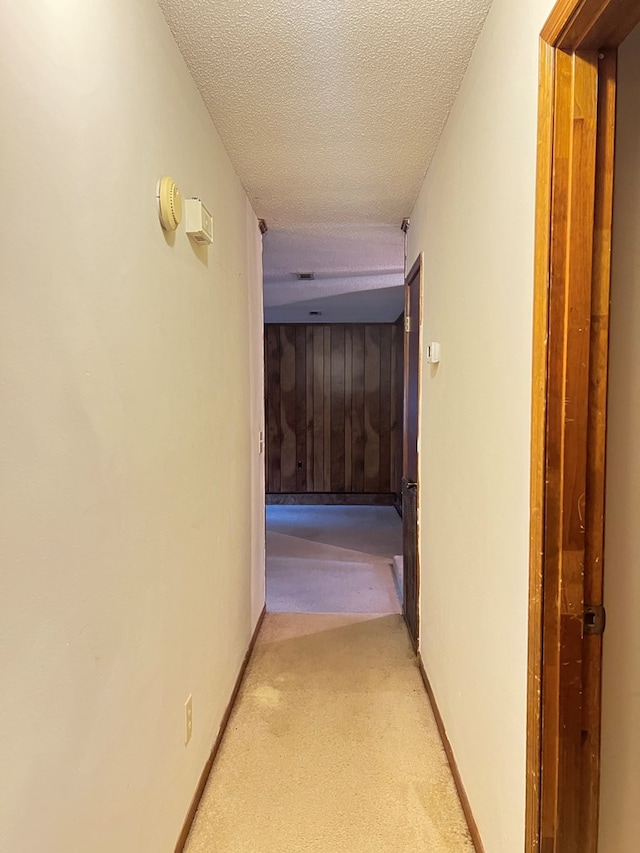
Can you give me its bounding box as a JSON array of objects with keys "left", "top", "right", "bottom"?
[{"left": 184, "top": 507, "right": 473, "bottom": 852}]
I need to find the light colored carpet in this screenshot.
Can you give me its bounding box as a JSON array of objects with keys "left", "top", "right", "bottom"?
[
  {"left": 266, "top": 506, "right": 402, "bottom": 614},
  {"left": 266, "top": 505, "right": 403, "bottom": 557},
  {"left": 184, "top": 613, "right": 474, "bottom": 853}
]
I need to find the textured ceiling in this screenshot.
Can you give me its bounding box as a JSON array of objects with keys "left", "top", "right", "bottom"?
[
  {"left": 262, "top": 224, "right": 403, "bottom": 281},
  {"left": 264, "top": 285, "right": 405, "bottom": 324},
  {"left": 159, "top": 0, "right": 492, "bottom": 226},
  {"left": 262, "top": 224, "right": 404, "bottom": 321},
  {"left": 158, "top": 0, "right": 493, "bottom": 317}
]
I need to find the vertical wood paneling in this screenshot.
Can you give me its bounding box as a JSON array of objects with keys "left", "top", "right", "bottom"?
[
  {"left": 279, "top": 325, "right": 297, "bottom": 491},
  {"left": 322, "top": 326, "right": 332, "bottom": 491},
  {"left": 390, "top": 322, "right": 398, "bottom": 494},
  {"left": 351, "top": 325, "right": 366, "bottom": 492},
  {"left": 295, "top": 325, "right": 307, "bottom": 491},
  {"left": 265, "top": 325, "right": 281, "bottom": 492},
  {"left": 363, "top": 325, "right": 381, "bottom": 492},
  {"left": 305, "top": 327, "right": 314, "bottom": 491},
  {"left": 265, "top": 323, "right": 403, "bottom": 495},
  {"left": 312, "top": 326, "right": 324, "bottom": 491},
  {"left": 344, "top": 326, "right": 353, "bottom": 492},
  {"left": 330, "top": 326, "right": 346, "bottom": 491},
  {"left": 379, "top": 324, "right": 392, "bottom": 493},
  {"left": 390, "top": 318, "right": 404, "bottom": 500}
]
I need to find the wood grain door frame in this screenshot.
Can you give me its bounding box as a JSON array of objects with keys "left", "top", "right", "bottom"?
[
  {"left": 403, "top": 253, "right": 423, "bottom": 651},
  {"left": 527, "top": 2, "right": 640, "bottom": 851}
]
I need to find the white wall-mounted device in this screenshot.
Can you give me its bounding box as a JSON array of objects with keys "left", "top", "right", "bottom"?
[
  {"left": 184, "top": 198, "right": 214, "bottom": 245},
  {"left": 157, "top": 176, "right": 183, "bottom": 231},
  {"left": 426, "top": 342, "right": 441, "bottom": 364}
]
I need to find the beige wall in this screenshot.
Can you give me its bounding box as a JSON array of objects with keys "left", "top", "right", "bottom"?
[
  {"left": 599, "top": 21, "right": 640, "bottom": 853},
  {"left": 0, "top": 1, "right": 264, "bottom": 851},
  {"left": 406, "top": 0, "right": 554, "bottom": 849},
  {"left": 247, "top": 208, "right": 267, "bottom": 625}
]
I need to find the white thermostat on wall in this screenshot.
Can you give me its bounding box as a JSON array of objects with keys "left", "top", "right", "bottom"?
[{"left": 184, "top": 198, "right": 214, "bottom": 245}]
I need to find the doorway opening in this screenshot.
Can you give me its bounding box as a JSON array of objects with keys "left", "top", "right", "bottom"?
[
  {"left": 263, "top": 318, "right": 405, "bottom": 621},
  {"left": 261, "top": 252, "right": 421, "bottom": 645}
]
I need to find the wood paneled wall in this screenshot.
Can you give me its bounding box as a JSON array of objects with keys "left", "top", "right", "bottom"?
[{"left": 265, "top": 323, "right": 404, "bottom": 497}]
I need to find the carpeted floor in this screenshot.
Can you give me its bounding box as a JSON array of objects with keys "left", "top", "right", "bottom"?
[
  {"left": 266, "top": 506, "right": 403, "bottom": 613},
  {"left": 184, "top": 612, "right": 474, "bottom": 853},
  {"left": 183, "top": 506, "right": 473, "bottom": 852}
]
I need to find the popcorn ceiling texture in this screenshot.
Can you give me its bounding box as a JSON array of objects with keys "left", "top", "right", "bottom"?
[
  {"left": 157, "top": 0, "right": 493, "bottom": 228},
  {"left": 158, "top": 0, "right": 492, "bottom": 315},
  {"left": 264, "top": 283, "right": 405, "bottom": 323},
  {"left": 261, "top": 225, "right": 404, "bottom": 321},
  {"left": 265, "top": 273, "right": 402, "bottom": 308},
  {"left": 262, "top": 224, "right": 403, "bottom": 280}
]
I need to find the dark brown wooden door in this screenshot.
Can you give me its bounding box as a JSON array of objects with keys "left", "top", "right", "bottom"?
[
  {"left": 403, "top": 256, "right": 422, "bottom": 650},
  {"left": 402, "top": 478, "right": 418, "bottom": 647}
]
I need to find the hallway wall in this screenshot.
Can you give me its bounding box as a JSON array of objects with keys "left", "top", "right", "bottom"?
[
  {"left": 0, "top": 2, "right": 264, "bottom": 852},
  {"left": 406, "top": 0, "right": 555, "bottom": 850},
  {"left": 599, "top": 21, "right": 640, "bottom": 852}
]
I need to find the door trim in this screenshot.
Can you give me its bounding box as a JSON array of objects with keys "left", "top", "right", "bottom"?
[
  {"left": 403, "top": 253, "right": 423, "bottom": 652},
  {"left": 527, "top": 1, "right": 640, "bottom": 850}
]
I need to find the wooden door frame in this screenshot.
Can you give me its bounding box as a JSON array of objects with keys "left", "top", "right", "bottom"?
[
  {"left": 403, "top": 252, "right": 423, "bottom": 651},
  {"left": 527, "top": 1, "right": 640, "bottom": 850}
]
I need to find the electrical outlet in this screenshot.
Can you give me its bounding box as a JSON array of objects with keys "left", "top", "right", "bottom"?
[{"left": 185, "top": 695, "right": 193, "bottom": 745}]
